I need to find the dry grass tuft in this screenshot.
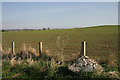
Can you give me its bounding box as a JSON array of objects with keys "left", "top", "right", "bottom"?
[
  {"left": 43, "top": 49, "right": 51, "bottom": 57},
  {"left": 22, "top": 43, "right": 26, "bottom": 51},
  {"left": 40, "top": 67, "right": 47, "bottom": 72},
  {"left": 104, "top": 71, "right": 120, "bottom": 79},
  {"left": 2, "top": 43, "right": 39, "bottom": 60},
  {"left": 10, "top": 56, "right": 23, "bottom": 67},
  {"left": 27, "top": 46, "right": 37, "bottom": 56},
  {"left": 18, "top": 43, "right": 39, "bottom": 59},
  {"left": 50, "top": 58, "right": 57, "bottom": 69},
  {"left": 2, "top": 48, "right": 13, "bottom": 60},
  {"left": 26, "top": 58, "right": 34, "bottom": 66},
  {"left": 11, "top": 57, "right": 17, "bottom": 67},
  {"left": 12, "top": 73, "right": 20, "bottom": 78},
  {"left": 0, "top": 43, "right": 3, "bottom": 53},
  {"left": 21, "top": 43, "right": 37, "bottom": 55},
  {"left": 56, "top": 35, "right": 69, "bottom": 54},
  {"left": 104, "top": 53, "right": 118, "bottom": 67}
]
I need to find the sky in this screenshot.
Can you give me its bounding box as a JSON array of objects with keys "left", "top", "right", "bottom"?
[{"left": 2, "top": 2, "right": 118, "bottom": 29}]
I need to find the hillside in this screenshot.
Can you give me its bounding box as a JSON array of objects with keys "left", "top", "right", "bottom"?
[{"left": 2, "top": 25, "right": 118, "bottom": 61}]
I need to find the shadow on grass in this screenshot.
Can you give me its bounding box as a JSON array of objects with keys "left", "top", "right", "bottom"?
[
  {"left": 55, "top": 67, "right": 77, "bottom": 77},
  {"left": 55, "top": 66, "right": 112, "bottom": 80}
]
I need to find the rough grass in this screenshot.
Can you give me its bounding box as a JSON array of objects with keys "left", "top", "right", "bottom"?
[
  {"left": 1, "top": 25, "right": 119, "bottom": 79},
  {"left": 2, "top": 25, "right": 118, "bottom": 62},
  {"left": 2, "top": 50, "right": 119, "bottom": 79},
  {"left": 2, "top": 59, "right": 119, "bottom": 79}
]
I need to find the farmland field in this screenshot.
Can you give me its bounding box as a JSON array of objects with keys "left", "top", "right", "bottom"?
[
  {"left": 2, "top": 25, "right": 118, "bottom": 61},
  {"left": 1, "top": 25, "right": 119, "bottom": 79}
]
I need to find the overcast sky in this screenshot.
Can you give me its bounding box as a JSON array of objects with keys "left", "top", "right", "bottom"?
[{"left": 2, "top": 2, "right": 118, "bottom": 29}]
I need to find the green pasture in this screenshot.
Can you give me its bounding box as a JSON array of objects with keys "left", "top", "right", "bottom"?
[{"left": 2, "top": 25, "right": 118, "bottom": 61}]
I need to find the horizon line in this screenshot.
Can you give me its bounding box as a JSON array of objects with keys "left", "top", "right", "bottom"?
[{"left": 1, "top": 24, "right": 118, "bottom": 30}]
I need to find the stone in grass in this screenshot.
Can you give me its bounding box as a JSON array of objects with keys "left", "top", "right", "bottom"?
[{"left": 68, "top": 56, "right": 104, "bottom": 74}]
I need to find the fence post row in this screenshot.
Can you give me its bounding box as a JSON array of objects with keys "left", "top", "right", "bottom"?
[
  {"left": 12, "top": 42, "right": 15, "bottom": 54},
  {"left": 82, "top": 41, "right": 86, "bottom": 56},
  {"left": 11, "top": 41, "right": 86, "bottom": 57},
  {"left": 39, "top": 42, "right": 42, "bottom": 57}
]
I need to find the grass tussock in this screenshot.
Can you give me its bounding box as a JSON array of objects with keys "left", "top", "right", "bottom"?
[
  {"left": 2, "top": 50, "right": 119, "bottom": 79},
  {"left": 104, "top": 53, "right": 118, "bottom": 67},
  {"left": 2, "top": 34, "right": 119, "bottom": 79},
  {"left": 2, "top": 25, "right": 119, "bottom": 79},
  {"left": 20, "top": 43, "right": 39, "bottom": 57}
]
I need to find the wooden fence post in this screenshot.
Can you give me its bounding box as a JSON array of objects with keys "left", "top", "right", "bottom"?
[
  {"left": 82, "top": 41, "right": 86, "bottom": 56},
  {"left": 12, "top": 42, "right": 15, "bottom": 54},
  {"left": 39, "top": 42, "right": 42, "bottom": 57}
]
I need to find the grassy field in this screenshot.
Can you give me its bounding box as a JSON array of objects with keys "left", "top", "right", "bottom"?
[
  {"left": 1, "top": 25, "right": 119, "bottom": 79},
  {"left": 2, "top": 25, "right": 118, "bottom": 61}
]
